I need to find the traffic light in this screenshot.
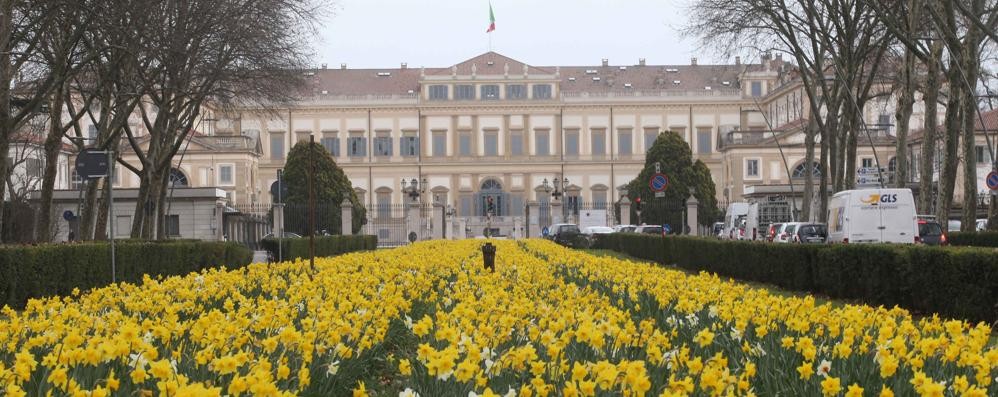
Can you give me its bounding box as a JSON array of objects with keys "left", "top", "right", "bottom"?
[{"left": 635, "top": 197, "right": 642, "bottom": 212}]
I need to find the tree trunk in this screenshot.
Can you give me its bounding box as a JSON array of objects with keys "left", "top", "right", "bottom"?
[
  {"left": 802, "top": 117, "right": 817, "bottom": 221},
  {"left": 36, "top": 89, "right": 67, "bottom": 242},
  {"left": 919, "top": 46, "right": 942, "bottom": 213},
  {"left": 961, "top": 1, "right": 983, "bottom": 231},
  {"left": 894, "top": 48, "right": 916, "bottom": 188},
  {"left": 80, "top": 179, "right": 99, "bottom": 240},
  {"left": 95, "top": 177, "right": 109, "bottom": 240},
  {"left": 819, "top": 117, "right": 831, "bottom": 223},
  {"left": 845, "top": 99, "right": 861, "bottom": 190},
  {"left": 936, "top": 61, "right": 964, "bottom": 231}
]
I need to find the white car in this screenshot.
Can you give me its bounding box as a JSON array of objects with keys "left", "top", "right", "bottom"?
[
  {"left": 613, "top": 224, "right": 636, "bottom": 233},
  {"left": 774, "top": 222, "right": 805, "bottom": 243},
  {"left": 582, "top": 226, "right": 615, "bottom": 235},
  {"left": 977, "top": 219, "right": 988, "bottom": 231}
]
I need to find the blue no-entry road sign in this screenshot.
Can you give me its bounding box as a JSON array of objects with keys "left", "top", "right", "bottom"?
[
  {"left": 649, "top": 173, "right": 669, "bottom": 192},
  {"left": 988, "top": 171, "right": 998, "bottom": 191}
]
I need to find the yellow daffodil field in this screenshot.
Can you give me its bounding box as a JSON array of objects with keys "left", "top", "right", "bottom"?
[{"left": 1, "top": 239, "right": 995, "bottom": 397}]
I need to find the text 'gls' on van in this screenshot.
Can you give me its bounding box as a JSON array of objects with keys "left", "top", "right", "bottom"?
[{"left": 826, "top": 189, "right": 918, "bottom": 244}]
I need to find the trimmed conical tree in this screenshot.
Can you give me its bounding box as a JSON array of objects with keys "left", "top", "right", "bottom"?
[
  {"left": 283, "top": 141, "right": 367, "bottom": 234},
  {"left": 625, "top": 130, "right": 719, "bottom": 230}
]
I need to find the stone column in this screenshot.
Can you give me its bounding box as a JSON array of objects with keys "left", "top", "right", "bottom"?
[
  {"left": 527, "top": 200, "right": 540, "bottom": 238},
  {"left": 432, "top": 203, "right": 445, "bottom": 239},
  {"left": 551, "top": 199, "right": 564, "bottom": 224},
  {"left": 512, "top": 217, "right": 523, "bottom": 239},
  {"left": 457, "top": 217, "right": 468, "bottom": 240},
  {"left": 618, "top": 197, "right": 631, "bottom": 226},
  {"left": 215, "top": 201, "right": 226, "bottom": 241},
  {"left": 340, "top": 199, "right": 353, "bottom": 235},
  {"left": 686, "top": 195, "right": 699, "bottom": 236},
  {"left": 407, "top": 201, "right": 421, "bottom": 242},
  {"left": 272, "top": 203, "right": 284, "bottom": 238},
  {"left": 446, "top": 212, "right": 456, "bottom": 239}
]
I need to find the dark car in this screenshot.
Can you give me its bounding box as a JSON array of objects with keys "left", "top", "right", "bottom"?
[
  {"left": 917, "top": 221, "right": 946, "bottom": 246},
  {"left": 549, "top": 223, "right": 585, "bottom": 247},
  {"left": 792, "top": 223, "right": 827, "bottom": 244}
]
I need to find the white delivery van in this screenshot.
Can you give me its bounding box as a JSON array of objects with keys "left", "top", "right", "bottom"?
[
  {"left": 723, "top": 202, "right": 750, "bottom": 240},
  {"left": 826, "top": 189, "right": 918, "bottom": 244}
]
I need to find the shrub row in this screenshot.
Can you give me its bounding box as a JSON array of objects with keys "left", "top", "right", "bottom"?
[
  {"left": 593, "top": 234, "right": 998, "bottom": 325},
  {"left": 0, "top": 240, "right": 252, "bottom": 309},
  {"left": 947, "top": 231, "right": 998, "bottom": 247},
  {"left": 260, "top": 235, "right": 377, "bottom": 261}
]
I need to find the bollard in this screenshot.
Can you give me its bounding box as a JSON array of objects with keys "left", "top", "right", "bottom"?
[{"left": 481, "top": 242, "right": 496, "bottom": 272}]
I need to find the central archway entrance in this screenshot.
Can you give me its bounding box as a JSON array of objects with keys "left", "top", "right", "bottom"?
[{"left": 478, "top": 178, "right": 505, "bottom": 217}]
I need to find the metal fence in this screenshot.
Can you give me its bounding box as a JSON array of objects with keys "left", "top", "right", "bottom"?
[{"left": 363, "top": 203, "right": 414, "bottom": 248}]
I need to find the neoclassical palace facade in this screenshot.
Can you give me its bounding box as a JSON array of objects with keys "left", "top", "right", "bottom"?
[{"left": 113, "top": 52, "right": 928, "bottom": 222}]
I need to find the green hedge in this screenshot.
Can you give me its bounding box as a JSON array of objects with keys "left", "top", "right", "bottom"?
[
  {"left": 592, "top": 234, "right": 998, "bottom": 324},
  {"left": 260, "top": 235, "right": 377, "bottom": 261},
  {"left": 0, "top": 240, "right": 252, "bottom": 309},
  {"left": 947, "top": 231, "right": 998, "bottom": 247}
]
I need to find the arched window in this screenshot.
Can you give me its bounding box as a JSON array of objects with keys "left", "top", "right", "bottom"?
[
  {"left": 479, "top": 178, "right": 504, "bottom": 217},
  {"left": 169, "top": 168, "right": 189, "bottom": 187},
  {"left": 791, "top": 161, "right": 821, "bottom": 179}
]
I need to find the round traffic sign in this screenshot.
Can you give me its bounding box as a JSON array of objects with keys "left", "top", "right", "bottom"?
[
  {"left": 663, "top": 224, "right": 672, "bottom": 234},
  {"left": 988, "top": 171, "right": 998, "bottom": 191},
  {"left": 63, "top": 210, "right": 75, "bottom": 221},
  {"left": 541, "top": 226, "right": 550, "bottom": 237},
  {"left": 649, "top": 173, "right": 669, "bottom": 192}
]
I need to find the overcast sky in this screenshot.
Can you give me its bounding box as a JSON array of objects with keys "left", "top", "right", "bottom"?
[{"left": 313, "top": 0, "right": 727, "bottom": 69}]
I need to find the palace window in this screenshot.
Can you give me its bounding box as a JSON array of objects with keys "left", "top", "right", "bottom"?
[
  {"left": 532, "top": 84, "right": 552, "bottom": 99},
  {"left": 455, "top": 85, "right": 475, "bottom": 100},
  {"left": 428, "top": 85, "right": 448, "bottom": 100},
  {"left": 481, "top": 85, "right": 499, "bottom": 100}
]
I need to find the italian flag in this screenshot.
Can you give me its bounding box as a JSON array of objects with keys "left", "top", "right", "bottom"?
[{"left": 486, "top": 3, "right": 496, "bottom": 33}]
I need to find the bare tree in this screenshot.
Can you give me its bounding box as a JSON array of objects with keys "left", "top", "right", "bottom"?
[
  {"left": 33, "top": 0, "right": 91, "bottom": 241},
  {"left": 122, "top": 0, "right": 319, "bottom": 239},
  {"left": 685, "top": 0, "right": 890, "bottom": 221},
  {"left": 0, "top": 0, "right": 61, "bottom": 241}
]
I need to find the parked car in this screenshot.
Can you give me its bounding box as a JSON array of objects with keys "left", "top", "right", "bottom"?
[
  {"left": 826, "top": 189, "right": 918, "bottom": 244},
  {"left": 774, "top": 222, "right": 804, "bottom": 243},
  {"left": 766, "top": 223, "right": 783, "bottom": 242},
  {"left": 947, "top": 219, "right": 962, "bottom": 232},
  {"left": 582, "top": 226, "right": 614, "bottom": 236},
  {"left": 792, "top": 223, "right": 827, "bottom": 244},
  {"left": 712, "top": 222, "right": 725, "bottom": 238},
  {"left": 547, "top": 223, "right": 584, "bottom": 247},
  {"left": 261, "top": 232, "right": 302, "bottom": 239},
  {"left": 917, "top": 220, "right": 947, "bottom": 246},
  {"left": 614, "top": 224, "right": 637, "bottom": 233},
  {"left": 976, "top": 219, "right": 988, "bottom": 231},
  {"left": 634, "top": 225, "right": 664, "bottom": 235}
]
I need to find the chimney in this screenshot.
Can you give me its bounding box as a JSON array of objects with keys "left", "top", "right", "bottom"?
[
  {"left": 735, "top": 56, "right": 741, "bottom": 65},
  {"left": 321, "top": 63, "right": 327, "bottom": 69},
  {"left": 340, "top": 63, "right": 347, "bottom": 70},
  {"left": 761, "top": 53, "right": 771, "bottom": 63},
  {"left": 401, "top": 62, "right": 407, "bottom": 70},
  {"left": 775, "top": 54, "right": 783, "bottom": 62},
  {"left": 602, "top": 58, "right": 609, "bottom": 67},
  {"left": 691, "top": 57, "right": 698, "bottom": 66},
  {"left": 639, "top": 58, "right": 646, "bottom": 66}
]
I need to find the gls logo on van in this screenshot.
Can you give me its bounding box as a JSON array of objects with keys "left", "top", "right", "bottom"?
[{"left": 860, "top": 194, "right": 898, "bottom": 205}]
